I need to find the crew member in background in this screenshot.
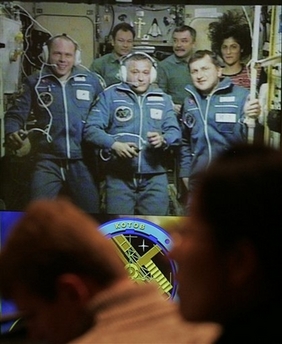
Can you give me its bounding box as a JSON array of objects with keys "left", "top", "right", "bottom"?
[
  {"left": 179, "top": 50, "right": 261, "bottom": 213},
  {"left": 157, "top": 25, "right": 196, "bottom": 115},
  {"left": 208, "top": 10, "right": 266, "bottom": 90},
  {"left": 89, "top": 22, "right": 135, "bottom": 87},
  {"left": 207, "top": 10, "right": 266, "bottom": 144},
  {"left": 84, "top": 52, "right": 181, "bottom": 215},
  {"left": 4, "top": 34, "right": 103, "bottom": 213}
]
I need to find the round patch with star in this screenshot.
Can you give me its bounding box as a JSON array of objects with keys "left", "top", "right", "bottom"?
[{"left": 99, "top": 217, "right": 178, "bottom": 300}]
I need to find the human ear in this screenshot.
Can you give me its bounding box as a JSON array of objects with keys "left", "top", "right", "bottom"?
[
  {"left": 56, "top": 274, "right": 93, "bottom": 305},
  {"left": 227, "top": 240, "right": 258, "bottom": 287}
]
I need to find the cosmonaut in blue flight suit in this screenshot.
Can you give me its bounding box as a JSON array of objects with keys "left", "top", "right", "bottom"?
[
  {"left": 5, "top": 34, "right": 103, "bottom": 212},
  {"left": 84, "top": 52, "right": 181, "bottom": 215},
  {"left": 179, "top": 50, "right": 261, "bottom": 213}
]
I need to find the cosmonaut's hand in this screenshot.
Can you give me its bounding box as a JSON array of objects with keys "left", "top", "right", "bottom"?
[
  {"left": 111, "top": 141, "right": 139, "bottom": 158},
  {"left": 5, "top": 130, "right": 31, "bottom": 156},
  {"left": 147, "top": 131, "right": 166, "bottom": 148},
  {"left": 173, "top": 104, "right": 182, "bottom": 115},
  {"left": 6, "top": 130, "right": 28, "bottom": 150},
  {"left": 244, "top": 97, "right": 261, "bottom": 119}
]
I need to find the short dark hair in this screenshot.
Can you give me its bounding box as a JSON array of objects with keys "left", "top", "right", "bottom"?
[
  {"left": 193, "top": 143, "right": 282, "bottom": 292},
  {"left": 188, "top": 50, "right": 223, "bottom": 69},
  {"left": 173, "top": 25, "right": 196, "bottom": 41},
  {"left": 0, "top": 199, "right": 127, "bottom": 301},
  {"left": 112, "top": 22, "right": 135, "bottom": 40}
]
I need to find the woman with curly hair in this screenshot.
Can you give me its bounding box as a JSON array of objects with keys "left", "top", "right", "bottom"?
[{"left": 208, "top": 10, "right": 262, "bottom": 90}]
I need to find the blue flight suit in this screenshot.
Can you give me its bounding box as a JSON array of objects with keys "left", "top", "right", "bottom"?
[
  {"left": 5, "top": 66, "right": 103, "bottom": 213},
  {"left": 84, "top": 83, "right": 181, "bottom": 215}
]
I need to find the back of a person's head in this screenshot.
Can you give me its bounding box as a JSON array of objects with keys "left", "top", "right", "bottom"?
[
  {"left": 193, "top": 143, "right": 282, "bottom": 292},
  {"left": 0, "top": 198, "right": 127, "bottom": 301}
]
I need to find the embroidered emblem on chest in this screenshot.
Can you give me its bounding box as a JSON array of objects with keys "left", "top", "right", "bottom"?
[
  {"left": 38, "top": 92, "right": 53, "bottom": 107},
  {"left": 115, "top": 106, "right": 133, "bottom": 121}
]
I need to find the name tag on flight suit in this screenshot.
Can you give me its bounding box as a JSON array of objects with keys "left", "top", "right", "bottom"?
[
  {"left": 76, "top": 90, "right": 90, "bottom": 100},
  {"left": 215, "top": 113, "right": 236, "bottom": 123}
]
